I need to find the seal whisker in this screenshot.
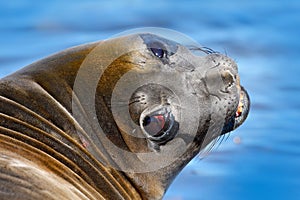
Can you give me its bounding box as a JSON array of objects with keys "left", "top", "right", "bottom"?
[
  {"left": 187, "top": 45, "right": 218, "bottom": 55},
  {"left": 216, "top": 133, "right": 227, "bottom": 147},
  {"left": 129, "top": 100, "right": 141, "bottom": 105},
  {"left": 202, "top": 135, "right": 223, "bottom": 156},
  {"left": 224, "top": 131, "right": 231, "bottom": 142}
]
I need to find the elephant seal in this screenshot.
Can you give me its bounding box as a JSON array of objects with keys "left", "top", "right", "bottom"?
[{"left": 0, "top": 32, "right": 250, "bottom": 200}]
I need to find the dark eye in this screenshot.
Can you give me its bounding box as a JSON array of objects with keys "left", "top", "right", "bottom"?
[
  {"left": 149, "top": 41, "right": 167, "bottom": 58},
  {"left": 150, "top": 47, "right": 165, "bottom": 58}
]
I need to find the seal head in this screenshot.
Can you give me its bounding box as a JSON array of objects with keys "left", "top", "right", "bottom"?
[{"left": 0, "top": 33, "right": 250, "bottom": 199}]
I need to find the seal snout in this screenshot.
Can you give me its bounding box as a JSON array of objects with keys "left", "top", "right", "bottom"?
[{"left": 199, "top": 53, "right": 250, "bottom": 135}]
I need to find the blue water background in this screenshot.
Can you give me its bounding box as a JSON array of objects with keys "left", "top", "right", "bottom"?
[{"left": 0, "top": 0, "right": 299, "bottom": 199}]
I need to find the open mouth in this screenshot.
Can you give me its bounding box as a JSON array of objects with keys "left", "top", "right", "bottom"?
[
  {"left": 221, "top": 86, "right": 250, "bottom": 134},
  {"left": 140, "top": 106, "right": 179, "bottom": 144},
  {"left": 234, "top": 87, "right": 250, "bottom": 129}
]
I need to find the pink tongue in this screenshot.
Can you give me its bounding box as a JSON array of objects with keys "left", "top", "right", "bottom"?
[
  {"left": 143, "top": 114, "right": 166, "bottom": 137},
  {"left": 236, "top": 106, "right": 243, "bottom": 117},
  {"left": 153, "top": 115, "right": 165, "bottom": 129}
]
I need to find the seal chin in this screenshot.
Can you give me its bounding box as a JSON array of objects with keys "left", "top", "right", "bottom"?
[
  {"left": 140, "top": 105, "right": 179, "bottom": 145},
  {"left": 222, "top": 86, "right": 250, "bottom": 134}
]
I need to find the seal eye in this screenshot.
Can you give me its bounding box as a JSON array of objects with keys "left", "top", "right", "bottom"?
[
  {"left": 150, "top": 47, "right": 165, "bottom": 58},
  {"left": 149, "top": 41, "right": 167, "bottom": 59}
]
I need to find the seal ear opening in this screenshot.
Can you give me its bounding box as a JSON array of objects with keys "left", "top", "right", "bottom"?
[
  {"left": 221, "top": 70, "right": 235, "bottom": 91},
  {"left": 140, "top": 106, "right": 179, "bottom": 145},
  {"left": 142, "top": 111, "right": 173, "bottom": 138}
]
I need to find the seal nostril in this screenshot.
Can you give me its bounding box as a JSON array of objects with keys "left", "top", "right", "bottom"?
[{"left": 221, "top": 70, "right": 234, "bottom": 88}]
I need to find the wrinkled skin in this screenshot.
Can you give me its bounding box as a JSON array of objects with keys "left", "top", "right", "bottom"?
[{"left": 0, "top": 33, "right": 249, "bottom": 200}]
